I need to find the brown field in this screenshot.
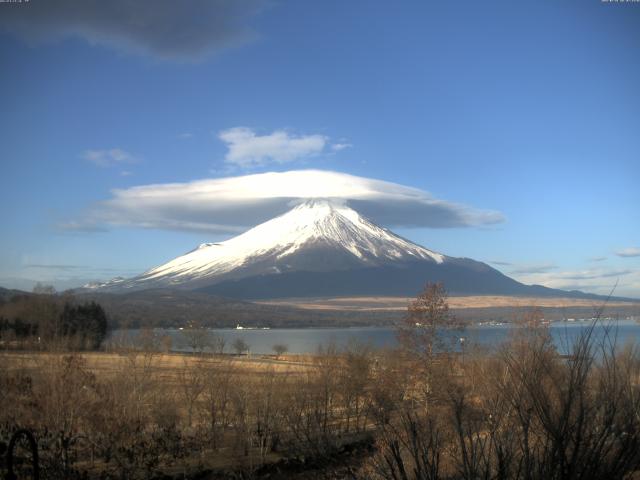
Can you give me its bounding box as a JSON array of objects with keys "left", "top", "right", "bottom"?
[
  {"left": 3, "top": 323, "right": 640, "bottom": 480},
  {"left": 256, "top": 295, "right": 640, "bottom": 311},
  {"left": 0, "top": 349, "right": 332, "bottom": 478},
  {"left": 0, "top": 350, "right": 315, "bottom": 377}
]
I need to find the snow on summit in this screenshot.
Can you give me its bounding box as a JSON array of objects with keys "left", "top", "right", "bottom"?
[
  {"left": 86, "top": 199, "right": 589, "bottom": 300},
  {"left": 104, "top": 200, "right": 445, "bottom": 290}
]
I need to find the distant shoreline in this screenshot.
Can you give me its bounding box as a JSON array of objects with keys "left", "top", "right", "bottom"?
[{"left": 255, "top": 294, "right": 640, "bottom": 311}]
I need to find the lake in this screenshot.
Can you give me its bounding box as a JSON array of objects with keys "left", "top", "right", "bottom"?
[{"left": 110, "top": 318, "right": 640, "bottom": 355}]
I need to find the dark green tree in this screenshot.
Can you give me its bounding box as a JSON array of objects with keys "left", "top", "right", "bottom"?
[{"left": 61, "top": 301, "right": 108, "bottom": 350}]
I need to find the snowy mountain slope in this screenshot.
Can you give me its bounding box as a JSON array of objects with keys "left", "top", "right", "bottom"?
[
  {"left": 88, "top": 199, "right": 601, "bottom": 299},
  {"left": 95, "top": 200, "right": 447, "bottom": 291}
]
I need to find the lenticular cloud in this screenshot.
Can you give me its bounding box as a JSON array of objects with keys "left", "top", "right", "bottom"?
[{"left": 67, "top": 170, "right": 505, "bottom": 234}]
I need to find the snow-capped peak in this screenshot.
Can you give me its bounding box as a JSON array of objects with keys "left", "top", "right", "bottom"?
[
  {"left": 82, "top": 276, "right": 126, "bottom": 289},
  {"left": 112, "top": 200, "right": 446, "bottom": 289}
]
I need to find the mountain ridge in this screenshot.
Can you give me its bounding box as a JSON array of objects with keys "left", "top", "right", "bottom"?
[{"left": 85, "top": 200, "right": 628, "bottom": 301}]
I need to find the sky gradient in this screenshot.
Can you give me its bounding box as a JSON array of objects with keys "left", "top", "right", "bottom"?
[{"left": 0, "top": 0, "right": 639, "bottom": 296}]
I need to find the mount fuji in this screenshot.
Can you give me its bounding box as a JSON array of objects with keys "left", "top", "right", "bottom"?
[{"left": 88, "top": 200, "right": 597, "bottom": 300}]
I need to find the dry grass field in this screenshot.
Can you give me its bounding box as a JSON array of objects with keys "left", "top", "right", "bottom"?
[
  {"left": 3, "top": 289, "right": 640, "bottom": 479},
  {"left": 3, "top": 323, "right": 640, "bottom": 480},
  {"left": 0, "top": 348, "right": 346, "bottom": 478},
  {"left": 256, "top": 295, "right": 640, "bottom": 311},
  {"left": 0, "top": 350, "right": 315, "bottom": 376}
]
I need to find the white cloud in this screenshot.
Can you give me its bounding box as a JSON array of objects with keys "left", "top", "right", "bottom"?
[
  {"left": 512, "top": 267, "right": 639, "bottom": 298},
  {"left": 219, "top": 128, "right": 329, "bottom": 168},
  {"left": 0, "top": 263, "right": 143, "bottom": 291},
  {"left": 616, "top": 247, "right": 640, "bottom": 258},
  {"left": 65, "top": 169, "right": 505, "bottom": 234},
  {"left": 82, "top": 148, "right": 138, "bottom": 168},
  {"left": 331, "top": 143, "right": 353, "bottom": 151}
]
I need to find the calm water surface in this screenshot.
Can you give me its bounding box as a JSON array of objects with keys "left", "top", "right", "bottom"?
[{"left": 110, "top": 319, "right": 640, "bottom": 355}]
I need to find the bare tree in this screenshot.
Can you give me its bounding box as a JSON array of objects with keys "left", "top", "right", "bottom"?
[
  {"left": 34, "top": 354, "right": 97, "bottom": 476},
  {"left": 251, "top": 367, "right": 290, "bottom": 463},
  {"left": 369, "top": 407, "right": 443, "bottom": 480},
  {"left": 340, "top": 339, "right": 373, "bottom": 432},
  {"left": 233, "top": 338, "right": 249, "bottom": 356},
  {"left": 181, "top": 322, "right": 212, "bottom": 354},
  {"left": 160, "top": 334, "right": 173, "bottom": 353},
  {"left": 177, "top": 358, "right": 205, "bottom": 428},
  {"left": 397, "top": 282, "right": 462, "bottom": 400},
  {"left": 137, "top": 327, "right": 160, "bottom": 352},
  {"left": 368, "top": 348, "right": 411, "bottom": 427},
  {"left": 211, "top": 333, "right": 226, "bottom": 355},
  {"left": 397, "top": 283, "right": 456, "bottom": 361},
  {"left": 272, "top": 343, "right": 288, "bottom": 358},
  {"left": 201, "top": 357, "right": 235, "bottom": 449},
  {"left": 284, "top": 342, "right": 343, "bottom": 457}
]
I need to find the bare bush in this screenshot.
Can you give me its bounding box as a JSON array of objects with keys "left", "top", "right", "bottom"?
[
  {"left": 200, "top": 357, "right": 236, "bottom": 449},
  {"left": 367, "top": 299, "right": 640, "bottom": 480},
  {"left": 233, "top": 337, "right": 249, "bottom": 355},
  {"left": 272, "top": 343, "right": 288, "bottom": 358},
  {"left": 181, "top": 321, "right": 212, "bottom": 354},
  {"left": 284, "top": 342, "right": 344, "bottom": 458},
  {"left": 2, "top": 289, "right": 640, "bottom": 479},
  {"left": 177, "top": 358, "right": 206, "bottom": 428},
  {"left": 340, "top": 340, "right": 373, "bottom": 433}
]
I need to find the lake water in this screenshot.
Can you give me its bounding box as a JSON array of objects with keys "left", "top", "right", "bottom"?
[{"left": 110, "top": 319, "right": 640, "bottom": 355}]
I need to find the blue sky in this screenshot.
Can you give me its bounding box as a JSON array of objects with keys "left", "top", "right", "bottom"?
[{"left": 0, "top": 0, "right": 639, "bottom": 296}]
